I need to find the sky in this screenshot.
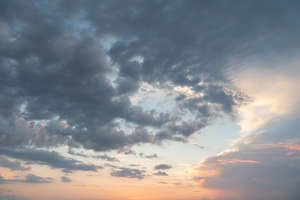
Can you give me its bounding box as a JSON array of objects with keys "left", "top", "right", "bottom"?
[{"left": 0, "top": 1, "right": 300, "bottom": 200}]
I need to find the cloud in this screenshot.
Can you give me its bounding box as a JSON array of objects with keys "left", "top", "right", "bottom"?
[
  {"left": 1, "top": 3, "right": 300, "bottom": 200},
  {"left": 0, "top": 0, "right": 175, "bottom": 153},
  {"left": 153, "top": 171, "right": 168, "bottom": 176},
  {"left": 110, "top": 167, "right": 146, "bottom": 180},
  {"left": 68, "top": 148, "right": 120, "bottom": 162},
  {"left": 94, "top": 155, "right": 119, "bottom": 162},
  {"left": 0, "top": 0, "right": 261, "bottom": 156},
  {"left": 23, "top": 174, "right": 53, "bottom": 184},
  {"left": 0, "top": 147, "right": 100, "bottom": 173},
  {"left": 0, "top": 194, "right": 31, "bottom": 200},
  {"left": 193, "top": 112, "right": 300, "bottom": 200},
  {"left": 0, "top": 156, "right": 29, "bottom": 171},
  {"left": 231, "top": 61, "right": 300, "bottom": 134},
  {"left": 154, "top": 164, "right": 172, "bottom": 170},
  {"left": 139, "top": 153, "right": 158, "bottom": 159},
  {"left": 61, "top": 176, "right": 72, "bottom": 183},
  {"left": 192, "top": 55, "right": 300, "bottom": 200},
  {"left": 0, "top": 174, "right": 53, "bottom": 184}
]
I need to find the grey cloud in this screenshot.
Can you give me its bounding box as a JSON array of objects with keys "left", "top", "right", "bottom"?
[
  {"left": 154, "top": 164, "right": 172, "bottom": 170},
  {"left": 0, "top": 0, "right": 265, "bottom": 155},
  {"left": 1, "top": 0, "right": 300, "bottom": 158},
  {"left": 0, "top": 148, "right": 100, "bottom": 173},
  {"left": 0, "top": 0, "right": 173, "bottom": 153},
  {"left": 0, "top": 156, "right": 29, "bottom": 171},
  {"left": 104, "top": 163, "right": 119, "bottom": 169},
  {"left": 68, "top": 148, "right": 119, "bottom": 162},
  {"left": 153, "top": 171, "right": 168, "bottom": 176},
  {"left": 118, "top": 148, "right": 137, "bottom": 156},
  {"left": 61, "top": 176, "right": 71, "bottom": 183},
  {"left": 0, "top": 174, "right": 53, "bottom": 184},
  {"left": 139, "top": 153, "right": 158, "bottom": 159},
  {"left": 0, "top": 116, "right": 67, "bottom": 148},
  {"left": 67, "top": 148, "right": 87, "bottom": 158},
  {"left": 195, "top": 114, "right": 300, "bottom": 200},
  {"left": 105, "top": 163, "right": 146, "bottom": 179},
  {"left": 129, "top": 164, "right": 140, "bottom": 167},
  {"left": 0, "top": 194, "right": 31, "bottom": 200},
  {"left": 94, "top": 155, "right": 119, "bottom": 162},
  {"left": 23, "top": 174, "right": 53, "bottom": 184},
  {"left": 110, "top": 167, "right": 146, "bottom": 180}
]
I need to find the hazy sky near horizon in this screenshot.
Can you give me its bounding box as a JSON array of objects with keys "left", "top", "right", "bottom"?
[{"left": 1, "top": 1, "right": 300, "bottom": 200}]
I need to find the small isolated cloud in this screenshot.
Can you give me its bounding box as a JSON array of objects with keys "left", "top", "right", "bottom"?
[
  {"left": 110, "top": 167, "right": 146, "bottom": 179},
  {"left": 154, "top": 164, "right": 172, "bottom": 170},
  {"left": 153, "top": 171, "right": 168, "bottom": 176},
  {"left": 118, "top": 149, "right": 137, "bottom": 156},
  {"left": 139, "top": 153, "right": 158, "bottom": 159},
  {"left": 94, "top": 155, "right": 119, "bottom": 162},
  {"left": 61, "top": 176, "right": 71, "bottom": 183}
]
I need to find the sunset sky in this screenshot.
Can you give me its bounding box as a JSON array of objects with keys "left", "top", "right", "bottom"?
[{"left": 1, "top": 1, "right": 300, "bottom": 200}]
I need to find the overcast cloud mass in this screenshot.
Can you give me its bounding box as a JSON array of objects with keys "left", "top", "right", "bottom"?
[{"left": 0, "top": 1, "right": 300, "bottom": 200}]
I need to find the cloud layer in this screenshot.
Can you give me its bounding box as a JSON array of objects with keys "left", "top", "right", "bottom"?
[{"left": 1, "top": 1, "right": 300, "bottom": 199}]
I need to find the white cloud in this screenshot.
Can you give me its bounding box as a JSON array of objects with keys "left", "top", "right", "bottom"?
[{"left": 232, "top": 60, "right": 300, "bottom": 134}]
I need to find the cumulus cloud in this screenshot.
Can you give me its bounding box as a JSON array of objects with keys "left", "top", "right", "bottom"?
[
  {"left": 1, "top": 2, "right": 300, "bottom": 199},
  {"left": 0, "top": 0, "right": 257, "bottom": 158}
]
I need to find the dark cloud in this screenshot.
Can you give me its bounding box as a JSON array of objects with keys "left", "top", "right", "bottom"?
[
  {"left": 61, "top": 176, "right": 71, "bottom": 183},
  {"left": 68, "top": 148, "right": 119, "bottom": 162},
  {"left": 153, "top": 171, "right": 168, "bottom": 176},
  {"left": 0, "top": 194, "right": 31, "bottom": 200},
  {"left": 94, "top": 155, "right": 119, "bottom": 162},
  {"left": 118, "top": 148, "right": 137, "bottom": 156},
  {"left": 0, "top": 174, "right": 53, "bottom": 184},
  {"left": 23, "top": 174, "right": 53, "bottom": 184},
  {"left": 0, "top": 156, "right": 29, "bottom": 171},
  {"left": 154, "top": 164, "right": 172, "bottom": 170},
  {"left": 110, "top": 167, "right": 146, "bottom": 180},
  {"left": 0, "top": 0, "right": 174, "bottom": 153},
  {"left": 105, "top": 163, "right": 146, "bottom": 179},
  {"left": 0, "top": 148, "right": 100, "bottom": 173},
  {"left": 1, "top": 1, "right": 300, "bottom": 186},
  {"left": 0, "top": 0, "right": 265, "bottom": 155}
]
